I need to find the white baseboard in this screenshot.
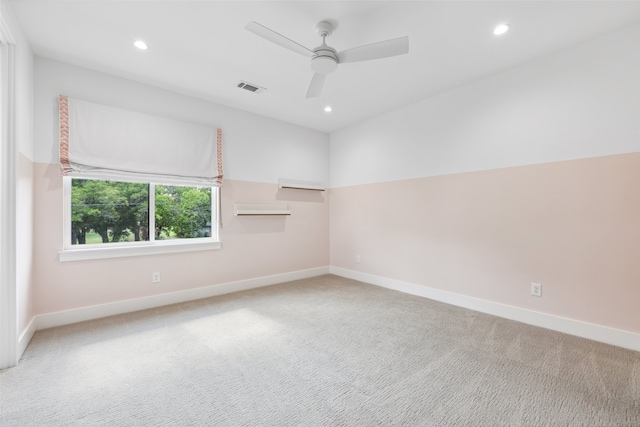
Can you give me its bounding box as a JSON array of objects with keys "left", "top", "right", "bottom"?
[
  {"left": 330, "top": 267, "right": 640, "bottom": 352},
  {"left": 24, "top": 265, "right": 639, "bottom": 359},
  {"left": 18, "top": 317, "right": 37, "bottom": 360},
  {"left": 36, "top": 266, "right": 330, "bottom": 331}
]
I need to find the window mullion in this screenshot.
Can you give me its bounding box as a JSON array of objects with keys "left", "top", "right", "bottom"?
[{"left": 149, "top": 183, "right": 156, "bottom": 242}]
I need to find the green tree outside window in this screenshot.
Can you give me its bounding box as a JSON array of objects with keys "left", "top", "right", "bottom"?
[{"left": 71, "top": 179, "right": 211, "bottom": 245}]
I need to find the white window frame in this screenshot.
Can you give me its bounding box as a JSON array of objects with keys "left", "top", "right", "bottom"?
[{"left": 59, "top": 176, "right": 221, "bottom": 262}]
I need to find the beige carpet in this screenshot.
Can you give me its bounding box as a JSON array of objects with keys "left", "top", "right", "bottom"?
[{"left": 1, "top": 275, "right": 639, "bottom": 426}]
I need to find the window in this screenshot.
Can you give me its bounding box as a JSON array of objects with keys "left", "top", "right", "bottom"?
[
  {"left": 57, "top": 96, "right": 223, "bottom": 261},
  {"left": 61, "top": 177, "right": 220, "bottom": 261}
]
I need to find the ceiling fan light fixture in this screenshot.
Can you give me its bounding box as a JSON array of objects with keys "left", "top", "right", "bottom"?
[
  {"left": 311, "top": 56, "right": 338, "bottom": 74},
  {"left": 493, "top": 24, "right": 510, "bottom": 36},
  {"left": 311, "top": 45, "right": 338, "bottom": 74}
]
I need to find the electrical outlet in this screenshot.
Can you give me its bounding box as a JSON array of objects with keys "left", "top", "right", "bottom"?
[
  {"left": 152, "top": 272, "right": 161, "bottom": 283},
  {"left": 531, "top": 282, "right": 542, "bottom": 297},
  {"left": 356, "top": 255, "right": 361, "bottom": 264}
]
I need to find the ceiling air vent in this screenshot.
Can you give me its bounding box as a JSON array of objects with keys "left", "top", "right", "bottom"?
[{"left": 237, "top": 81, "right": 266, "bottom": 94}]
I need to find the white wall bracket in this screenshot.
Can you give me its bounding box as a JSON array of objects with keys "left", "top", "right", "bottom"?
[
  {"left": 234, "top": 203, "right": 291, "bottom": 216},
  {"left": 278, "top": 178, "right": 325, "bottom": 191}
]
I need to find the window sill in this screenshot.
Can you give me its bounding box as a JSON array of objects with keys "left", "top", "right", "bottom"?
[{"left": 59, "top": 239, "right": 221, "bottom": 262}]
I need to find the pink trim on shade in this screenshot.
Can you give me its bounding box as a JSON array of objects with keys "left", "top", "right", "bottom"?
[
  {"left": 58, "top": 95, "right": 72, "bottom": 176},
  {"left": 216, "top": 128, "right": 223, "bottom": 186}
]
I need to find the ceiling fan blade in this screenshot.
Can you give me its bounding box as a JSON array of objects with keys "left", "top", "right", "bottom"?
[
  {"left": 306, "top": 73, "right": 326, "bottom": 99},
  {"left": 337, "top": 36, "right": 409, "bottom": 64},
  {"left": 246, "top": 21, "right": 315, "bottom": 58}
]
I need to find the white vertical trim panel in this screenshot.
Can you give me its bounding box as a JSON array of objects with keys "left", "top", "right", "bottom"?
[{"left": 0, "top": 16, "right": 18, "bottom": 369}]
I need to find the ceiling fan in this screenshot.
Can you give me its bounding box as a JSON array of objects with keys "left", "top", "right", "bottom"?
[{"left": 246, "top": 20, "right": 409, "bottom": 99}]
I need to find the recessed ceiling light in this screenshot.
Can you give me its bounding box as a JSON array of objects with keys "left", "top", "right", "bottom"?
[
  {"left": 493, "top": 24, "right": 510, "bottom": 36},
  {"left": 324, "top": 106, "right": 332, "bottom": 113},
  {"left": 134, "top": 40, "right": 148, "bottom": 50}
]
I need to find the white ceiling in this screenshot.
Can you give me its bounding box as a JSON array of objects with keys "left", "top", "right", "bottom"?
[{"left": 10, "top": 1, "right": 640, "bottom": 133}]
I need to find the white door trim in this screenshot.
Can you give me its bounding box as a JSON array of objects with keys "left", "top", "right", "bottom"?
[{"left": 0, "top": 14, "right": 18, "bottom": 370}]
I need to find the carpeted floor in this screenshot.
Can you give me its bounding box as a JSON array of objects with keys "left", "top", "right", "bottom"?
[{"left": 1, "top": 274, "right": 639, "bottom": 426}]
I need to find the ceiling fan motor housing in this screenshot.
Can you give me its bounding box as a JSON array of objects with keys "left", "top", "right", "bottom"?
[{"left": 311, "top": 45, "right": 338, "bottom": 74}]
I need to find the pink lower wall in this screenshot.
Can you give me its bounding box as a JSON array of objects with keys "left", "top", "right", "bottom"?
[
  {"left": 330, "top": 153, "right": 640, "bottom": 333},
  {"left": 32, "top": 163, "right": 329, "bottom": 315}
]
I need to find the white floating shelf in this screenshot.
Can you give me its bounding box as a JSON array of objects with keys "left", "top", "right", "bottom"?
[
  {"left": 234, "top": 203, "right": 291, "bottom": 216},
  {"left": 278, "top": 178, "right": 325, "bottom": 191}
]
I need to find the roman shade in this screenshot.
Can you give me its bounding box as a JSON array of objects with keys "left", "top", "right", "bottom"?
[{"left": 59, "top": 95, "right": 223, "bottom": 186}]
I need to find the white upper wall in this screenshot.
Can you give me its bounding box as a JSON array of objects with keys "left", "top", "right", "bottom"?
[
  {"left": 330, "top": 23, "right": 640, "bottom": 188},
  {"left": 34, "top": 57, "right": 330, "bottom": 186},
  {"left": 27, "top": 22, "right": 640, "bottom": 189}
]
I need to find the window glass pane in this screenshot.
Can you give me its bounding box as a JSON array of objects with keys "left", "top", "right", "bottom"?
[
  {"left": 71, "top": 179, "right": 150, "bottom": 245},
  {"left": 155, "top": 185, "right": 212, "bottom": 240}
]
